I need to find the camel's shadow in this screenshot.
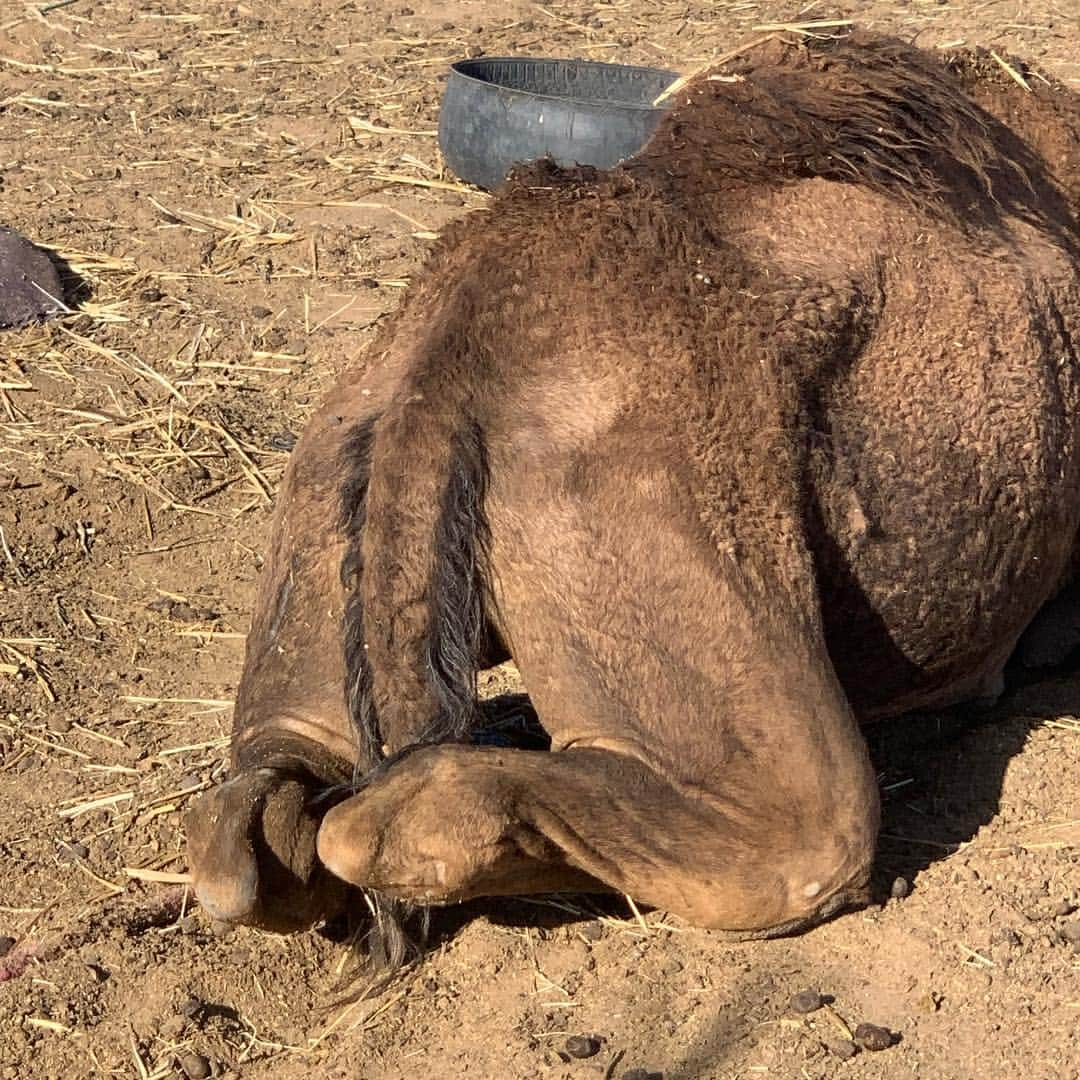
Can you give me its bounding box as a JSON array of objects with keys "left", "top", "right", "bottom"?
[{"left": 864, "top": 659, "right": 1079, "bottom": 892}]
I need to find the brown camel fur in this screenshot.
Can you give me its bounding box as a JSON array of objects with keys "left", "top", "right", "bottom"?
[{"left": 186, "top": 32, "right": 1080, "bottom": 968}]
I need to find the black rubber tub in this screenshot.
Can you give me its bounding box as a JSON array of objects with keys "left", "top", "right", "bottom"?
[{"left": 438, "top": 57, "right": 678, "bottom": 190}]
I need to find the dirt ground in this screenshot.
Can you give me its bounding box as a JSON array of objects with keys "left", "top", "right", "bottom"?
[{"left": 1, "top": 0, "right": 1078, "bottom": 1077}]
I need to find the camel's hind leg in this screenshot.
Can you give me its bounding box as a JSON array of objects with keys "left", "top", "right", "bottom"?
[{"left": 318, "top": 453, "right": 880, "bottom": 933}]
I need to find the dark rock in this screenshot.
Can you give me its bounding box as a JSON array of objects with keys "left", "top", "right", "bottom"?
[
  {"left": 854, "top": 1023, "right": 895, "bottom": 1051},
  {"left": 789, "top": 989, "right": 826, "bottom": 1014},
  {"left": 565, "top": 1034, "right": 600, "bottom": 1059},
  {"left": 0, "top": 228, "right": 65, "bottom": 329}
]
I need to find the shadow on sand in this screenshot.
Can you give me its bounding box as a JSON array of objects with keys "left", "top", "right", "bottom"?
[{"left": 404, "top": 656, "right": 1080, "bottom": 1078}]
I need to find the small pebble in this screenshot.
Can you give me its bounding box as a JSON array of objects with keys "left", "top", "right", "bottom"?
[
  {"left": 269, "top": 431, "right": 297, "bottom": 452},
  {"left": 579, "top": 921, "right": 604, "bottom": 942},
  {"left": 59, "top": 841, "right": 90, "bottom": 863},
  {"left": 565, "top": 1035, "right": 600, "bottom": 1059},
  {"left": 177, "top": 1051, "right": 211, "bottom": 1080},
  {"left": 47, "top": 716, "right": 72, "bottom": 734},
  {"left": 1060, "top": 920, "right": 1080, "bottom": 945},
  {"left": 179, "top": 996, "right": 202, "bottom": 1020},
  {"left": 854, "top": 1023, "right": 895, "bottom": 1051},
  {"left": 250, "top": 305, "right": 272, "bottom": 318},
  {"left": 789, "top": 989, "right": 826, "bottom": 1014},
  {"left": 177, "top": 915, "right": 200, "bottom": 935},
  {"left": 36, "top": 524, "right": 62, "bottom": 545},
  {"left": 159, "top": 1015, "right": 186, "bottom": 1041},
  {"left": 890, "top": 876, "right": 911, "bottom": 899},
  {"left": 0, "top": 936, "right": 16, "bottom": 958},
  {"left": 210, "top": 919, "right": 233, "bottom": 938},
  {"left": 827, "top": 1039, "right": 859, "bottom": 1061},
  {"left": 140, "top": 287, "right": 164, "bottom": 303}
]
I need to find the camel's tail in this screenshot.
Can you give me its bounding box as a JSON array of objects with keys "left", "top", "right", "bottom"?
[{"left": 335, "top": 301, "right": 495, "bottom": 983}]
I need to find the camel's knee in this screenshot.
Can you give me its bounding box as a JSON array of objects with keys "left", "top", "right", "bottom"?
[
  {"left": 670, "top": 817, "right": 876, "bottom": 934},
  {"left": 782, "top": 827, "right": 875, "bottom": 924}
]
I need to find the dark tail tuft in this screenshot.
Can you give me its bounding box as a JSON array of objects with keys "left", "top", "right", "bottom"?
[
  {"left": 423, "top": 417, "right": 493, "bottom": 743},
  {"left": 338, "top": 416, "right": 381, "bottom": 770}
]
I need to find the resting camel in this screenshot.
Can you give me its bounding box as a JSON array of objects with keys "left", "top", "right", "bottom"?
[{"left": 186, "top": 33, "right": 1080, "bottom": 966}]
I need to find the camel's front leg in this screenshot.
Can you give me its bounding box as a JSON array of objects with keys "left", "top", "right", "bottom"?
[{"left": 316, "top": 741, "right": 875, "bottom": 933}]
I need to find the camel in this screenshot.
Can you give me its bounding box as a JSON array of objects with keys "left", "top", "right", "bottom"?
[{"left": 186, "top": 33, "right": 1080, "bottom": 969}]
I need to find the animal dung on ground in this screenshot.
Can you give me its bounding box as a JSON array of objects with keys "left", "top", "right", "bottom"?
[
  {"left": 826, "top": 1039, "right": 859, "bottom": 1061},
  {"left": 789, "top": 988, "right": 827, "bottom": 1014},
  {"left": 0, "top": 227, "right": 65, "bottom": 329},
  {"left": 854, "top": 1022, "right": 896, "bottom": 1051},
  {"left": 564, "top": 1034, "right": 601, "bottom": 1059}
]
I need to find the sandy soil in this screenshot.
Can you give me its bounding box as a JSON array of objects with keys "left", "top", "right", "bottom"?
[{"left": 0, "top": 1, "right": 1078, "bottom": 1077}]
